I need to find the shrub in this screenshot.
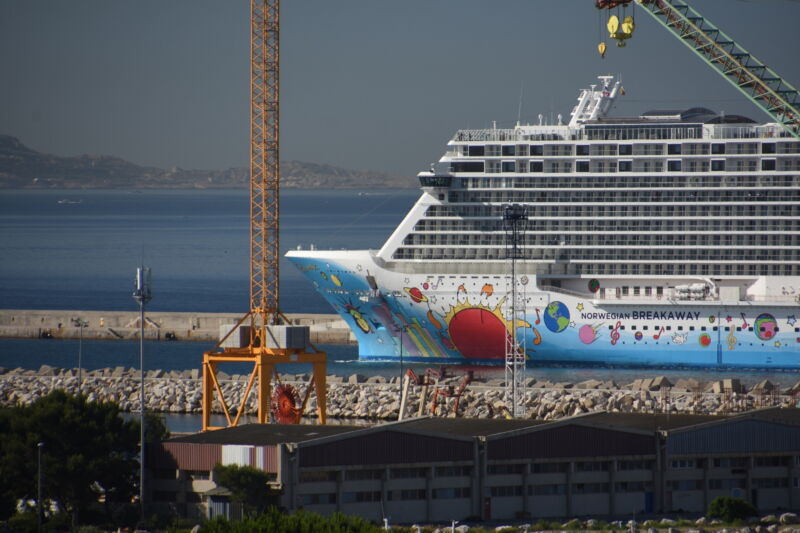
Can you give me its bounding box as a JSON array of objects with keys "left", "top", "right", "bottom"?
[{"left": 707, "top": 496, "right": 757, "bottom": 523}]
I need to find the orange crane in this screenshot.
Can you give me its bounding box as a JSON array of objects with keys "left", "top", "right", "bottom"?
[{"left": 201, "top": 0, "right": 327, "bottom": 431}]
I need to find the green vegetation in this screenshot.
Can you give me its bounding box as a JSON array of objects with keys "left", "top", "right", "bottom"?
[
  {"left": 212, "top": 464, "right": 278, "bottom": 516},
  {"left": 707, "top": 496, "right": 757, "bottom": 522},
  {"left": 200, "top": 507, "right": 387, "bottom": 533},
  {"left": 0, "top": 390, "right": 168, "bottom": 530}
]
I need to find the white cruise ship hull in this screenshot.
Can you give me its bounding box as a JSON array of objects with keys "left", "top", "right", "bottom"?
[{"left": 287, "top": 250, "right": 799, "bottom": 369}]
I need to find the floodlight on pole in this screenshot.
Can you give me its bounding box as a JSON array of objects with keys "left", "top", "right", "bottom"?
[{"left": 132, "top": 266, "right": 152, "bottom": 522}]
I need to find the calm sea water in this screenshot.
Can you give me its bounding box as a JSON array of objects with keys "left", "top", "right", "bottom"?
[
  {"left": 1, "top": 189, "right": 798, "bottom": 391},
  {"left": 0, "top": 188, "right": 416, "bottom": 313}
]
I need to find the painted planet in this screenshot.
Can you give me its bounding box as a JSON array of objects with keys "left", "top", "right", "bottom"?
[
  {"left": 754, "top": 313, "right": 778, "bottom": 341},
  {"left": 447, "top": 307, "right": 508, "bottom": 359},
  {"left": 634, "top": 331, "right": 643, "bottom": 341},
  {"left": 578, "top": 325, "right": 597, "bottom": 344},
  {"left": 588, "top": 279, "right": 600, "bottom": 293},
  {"left": 404, "top": 287, "right": 428, "bottom": 304},
  {"left": 543, "top": 301, "right": 570, "bottom": 333},
  {"left": 699, "top": 334, "right": 712, "bottom": 347}
]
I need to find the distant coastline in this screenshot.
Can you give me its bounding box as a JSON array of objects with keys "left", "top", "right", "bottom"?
[{"left": 0, "top": 134, "right": 414, "bottom": 190}]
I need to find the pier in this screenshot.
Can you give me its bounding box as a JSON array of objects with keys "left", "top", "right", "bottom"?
[{"left": 0, "top": 309, "right": 355, "bottom": 344}]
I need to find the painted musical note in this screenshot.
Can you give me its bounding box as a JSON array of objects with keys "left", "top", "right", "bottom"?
[
  {"left": 534, "top": 308, "right": 541, "bottom": 325},
  {"left": 610, "top": 321, "right": 621, "bottom": 345},
  {"left": 532, "top": 327, "right": 542, "bottom": 345},
  {"left": 727, "top": 330, "right": 737, "bottom": 351},
  {"left": 653, "top": 326, "right": 666, "bottom": 340},
  {"left": 740, "top": 313, "right": 749, "bottom": 329}
]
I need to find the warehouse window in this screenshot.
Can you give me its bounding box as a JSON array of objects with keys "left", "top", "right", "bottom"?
[
  {"left": 342, "top": 491, "right": 381, "bottom": 503},
  {"left": 490, "top": 485, "right": 522, "bottom": 497},
  {"left": 390, "top": 467, "right": 428, "bottom": 479},
  {"left": 387, "top": 489, "right": 426, "bottom": 501},
  {"left": 487, "top": 463, "right": 525, "bottom": 475},
  {"left": 344, "top": 469, "right": 383, "bottom": 481},
  {"left": 301, "top": 493, "right": 337, "bottom": 505},
  {"left": 433, "top": 487, "right": 471, "bottom": 499},
  {"left": 435, "top": 465, "right": 472, "bottom": 477},
  {"left": 573, "top": 483, "right": 609, "bottom": 494},
  {"left": 299, "top": 470, "right": 338, "bottom": 482},
  {"left": 529, "top": 484, "right": 566, "bottom": 495}
]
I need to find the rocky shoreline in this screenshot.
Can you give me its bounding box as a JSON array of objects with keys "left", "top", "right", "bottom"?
[{"left": 2, "top": 366, "right": 799, "bottom": 421}]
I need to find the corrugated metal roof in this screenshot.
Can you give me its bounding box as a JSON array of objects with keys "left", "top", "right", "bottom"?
[
  {"left": 394, "top": 417, "right": 547, "bottom": 437},
  {"left": 581, "top": 412, "right": 723, "bottom": 432},
  {"left": 488, "top": 424, "right": 655, "bottom": 460},
  {"left": 668, "top": 418, "right": 800, "bottom": 455},
  {"left": 300, "top": 429, "right": 474, "bottom": 468},
  {"left": 167, "top": 423, "right": 364, "bottom": 446}
]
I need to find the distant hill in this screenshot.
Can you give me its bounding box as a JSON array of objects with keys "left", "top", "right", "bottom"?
[{"left": 0, "top": 135, "right": 413, "bottom": 189}]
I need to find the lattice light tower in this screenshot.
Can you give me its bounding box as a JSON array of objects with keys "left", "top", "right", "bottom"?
[
  {"left": 503, "top": 204, "right": 528, "bottom": 418},
  {"left": 201, "top": 0, "right": 327, "bottom": 431}
]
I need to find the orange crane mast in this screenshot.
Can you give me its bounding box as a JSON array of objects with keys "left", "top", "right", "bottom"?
[{"left": 201, "top": 0, "right": 327, "bottom": 431}]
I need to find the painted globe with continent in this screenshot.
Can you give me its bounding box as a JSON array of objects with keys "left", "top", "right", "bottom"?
[{"left": 543, "top": 301, "right": 570, "bottom": 333}]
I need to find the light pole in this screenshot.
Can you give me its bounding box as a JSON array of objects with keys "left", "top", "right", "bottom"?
[
  {"left": 398, "top": 324, "right": 409, "bottom": 388},
  {"left": 37, "top": 442, "right": 43, "bottom": 533},
  {"left": 71, "top": 318, "right": 88, "bottom": 393},
  {"left": 132, "top": 266, "right": 152, "bottom": 523}
]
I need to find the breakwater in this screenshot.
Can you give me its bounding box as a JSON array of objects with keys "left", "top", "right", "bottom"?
[
  {"left": 2, "top": 366, "right": 798, "bottom": 421},
  {"left": 0, "top": 309, "right": 353, "bottom": 344}
]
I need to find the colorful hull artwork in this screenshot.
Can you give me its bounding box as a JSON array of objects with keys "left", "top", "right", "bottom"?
[{"left": 287, "top": 251, "right": 800, "bottom": 369}]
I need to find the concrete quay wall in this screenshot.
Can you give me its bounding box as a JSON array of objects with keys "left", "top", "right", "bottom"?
[{"left": 0, "top": 309, "right": 355, "bottom": 344}]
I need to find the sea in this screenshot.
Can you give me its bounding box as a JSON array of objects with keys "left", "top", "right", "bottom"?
[{"left": 1, "top": 189, "right": 798, "bottom": 431}]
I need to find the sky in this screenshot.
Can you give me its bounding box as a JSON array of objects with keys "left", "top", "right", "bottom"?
[{"left": 1, "top": 0, "right": 799, "bottom": 177}]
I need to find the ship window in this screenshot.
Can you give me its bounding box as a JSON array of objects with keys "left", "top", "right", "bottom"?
[
  {"left": 576, "top": 161, "right": 589, "bottom": 172},
  {"left": 689, "top": 326, "right": 695, "bottom": 331},
  {"left": 643, "top": 326, "right": 648, "bottom": 331},
  {"left": 762, "top": 142, "right": 776, "bottom": 154},
  {"left": 468, "top": 145, "right": 485, "bottom": 156},
  {"left": 668, "top": 144, "right": 682, "bottom": 155},
  {"left": 712, "top": 143, "right": 725, "bottom": 154},
  {"left": 619, "top": 144, "right": 632, "bottom": 155},
  {"left": 762, "top": 159, "right": 776, "bottom": 171},
  {"left": 530, "top": 161, "right": 543, "bottom": 172},
  {"left": 576, "top": 145, "right": 589, "bottom": 156},
  {"left": 502, "top": 145, "right": 515, "bottom": 156},
  {"left": 618, "top": 160, "right": 632, "bottom": 172},
  {"left": 530, "top": 145, "right": 543, "bottom": 156},
  {"left": 667, "top": 160, "right": 681, "bottom": 171},
  {"left": 502, "top": 161, "right": 515, "bottom": 172},
  {"left": 711, "top": 159, "right": 725, "bottom": 171}
]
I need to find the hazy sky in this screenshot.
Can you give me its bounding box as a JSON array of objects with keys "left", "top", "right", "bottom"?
[{"left": 2, "top": 0, "right": 799, "bottom": 176}]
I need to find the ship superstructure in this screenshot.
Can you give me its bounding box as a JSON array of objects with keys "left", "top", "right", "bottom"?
[{"left": 288, "top": 76, "right": 800, "bottom": 368}]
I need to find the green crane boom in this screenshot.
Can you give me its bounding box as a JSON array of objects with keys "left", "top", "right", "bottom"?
[{"left": 634, "top": 0, "right": 800, "bottom": 139}]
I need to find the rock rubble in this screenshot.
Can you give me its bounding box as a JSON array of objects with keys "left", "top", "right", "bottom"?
[{"left": 0, "top": 366, "right": 797, "bottom": 421}]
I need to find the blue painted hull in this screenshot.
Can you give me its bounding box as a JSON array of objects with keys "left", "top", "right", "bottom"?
[{"left": 287, "top": 252, "right": 800, "bottom": 370}]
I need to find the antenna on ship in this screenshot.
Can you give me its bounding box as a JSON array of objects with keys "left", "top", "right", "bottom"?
[{"left": 517, "top": 81, "right": 524, "bottom": 126}]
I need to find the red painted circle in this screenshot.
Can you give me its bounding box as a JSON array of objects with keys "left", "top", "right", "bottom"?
[
  {"left": 699, "top": 334, "right": 712, "bottom": 347},
  {"left": 448, "top": 308, "right": 509, "bottom": 359}
]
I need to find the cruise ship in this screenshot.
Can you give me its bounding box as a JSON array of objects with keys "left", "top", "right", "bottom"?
[{"left": 287, "top": 75, "right": 800, "bottom": 368}]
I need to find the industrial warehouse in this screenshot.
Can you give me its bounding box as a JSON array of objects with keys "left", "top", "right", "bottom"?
[{"left": 149, "top": 407, "right": 800, "bottom": 523}]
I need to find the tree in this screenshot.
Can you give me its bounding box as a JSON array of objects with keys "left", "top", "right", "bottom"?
[
  {"left": 212, "top": 464, "right": 277, "bottom": 516},
  {"left": 0, "top": 391, "right": 141, "bottom": 527},
  {"left": 707, "top": 496, "right": 757, "bottom": 522}
]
